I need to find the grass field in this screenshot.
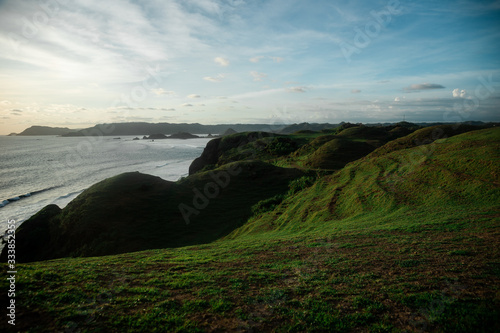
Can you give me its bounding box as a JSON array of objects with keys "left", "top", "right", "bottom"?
[{"left": 1, "top": 125, "right": 499, "bottom": 332}]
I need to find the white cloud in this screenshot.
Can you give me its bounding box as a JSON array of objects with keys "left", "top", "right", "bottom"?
[
  {"left": 181, "top": 103, "right": 193, "bottom": 107},
  {"left": 188, "top": 0, "right": 222, "bottom": 15},
  {"left": 394, "top": 97, "right": 401, "bottom": 102},
  {"left": 452, "top": 88, "right": 467, "bottom": 98},
  {"left": 287, "top": 86, "right": 307, "bottom": 93},
  {"left": 250, "top": 71, "right": 267, "bottom": 81},
  {"left": 204, "top": 74, "right": 225, "bottom": 82},
  {"left": 214, "top": 57, "right": 230, "bottom": 66},
  {"left": 187, "top": 94, "right": 201, "bottom": 99},
  {"left": 351, "top": 89, "right": 361, "bottom": 94},
  {"left": 250, "top": 56, "right": 284, "bottom": 63},
  {"left": 250, "top": 56, "right": 266, "bottom": 63},
  {"left": 152, "top": 88, "right": 176, "bottom": 95},
  {"left": 230, "top": 88, "right": 285, "bottom": 100}
]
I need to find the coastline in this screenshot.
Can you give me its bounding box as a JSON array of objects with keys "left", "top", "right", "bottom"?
[{"left": 0, "top": 135, "right": 211, "bottom": 235}]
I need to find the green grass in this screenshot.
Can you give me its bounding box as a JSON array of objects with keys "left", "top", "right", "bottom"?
[
  {"left": 3, "top": 221, "right": 499, "bottom": 331},
  {"left": 1, "top": 126, "right": 499, "bottom": 332}
]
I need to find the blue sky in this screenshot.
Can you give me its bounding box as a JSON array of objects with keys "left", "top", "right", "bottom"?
[{"left": 0, "top": 0, "right": 499, "bottom": 134}]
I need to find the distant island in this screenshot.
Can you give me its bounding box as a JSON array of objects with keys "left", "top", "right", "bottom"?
[
  {"left": 143, "top": 132, "right": 200, "bottom": 140},
  {"left": 13, "top": 125, "right": 78, "bottom": 136},
  {"left": 9, "top": 121, "right": 491, "bottom": 137},
  {"left": 59, "top": 122, "right": 284, "bottom": 137},
  {"left": 11, "top": 122, "right": 331, "bottom": 137}
]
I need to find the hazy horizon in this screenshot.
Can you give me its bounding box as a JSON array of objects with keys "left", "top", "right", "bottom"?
[{"left": 1, "top": 0, "right": 499, "bottom": 135}]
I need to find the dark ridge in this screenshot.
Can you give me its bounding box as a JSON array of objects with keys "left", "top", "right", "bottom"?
[{"left": 17, "top": 125, "right": 74, "bottom": 136}]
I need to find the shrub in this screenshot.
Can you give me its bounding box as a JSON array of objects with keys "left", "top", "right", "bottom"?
[
  {"left": 266, "top": 137, "right": 299, "bottom": 156},
  {"left": 287, "top": 176, "right": 316, "bottom": 196},
  {"left": 251, "top": 194, "right": 285, "bottom": 215}
]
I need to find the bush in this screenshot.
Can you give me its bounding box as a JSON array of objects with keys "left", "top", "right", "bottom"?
[
  {"left": 287, "top": 176, "right": 316, "bottom": 196},
  {"left": 251, "top": 194, "right": 285, "bottom": 215},
  {"left": 266, "top": 138, "right": 299, "bottom": 156}
]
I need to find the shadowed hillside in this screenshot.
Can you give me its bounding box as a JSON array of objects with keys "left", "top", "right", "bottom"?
[{"left": 1, "top": 162, "right": 304, "bottom": 262}]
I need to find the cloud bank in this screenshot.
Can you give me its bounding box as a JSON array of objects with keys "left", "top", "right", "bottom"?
[{"left": 405, "top": 83, "right": 446, "bottom": 91}]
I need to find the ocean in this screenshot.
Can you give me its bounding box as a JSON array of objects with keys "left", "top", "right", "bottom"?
[{"left": 0, "top": 135, "right": 211, "bottom": 234}]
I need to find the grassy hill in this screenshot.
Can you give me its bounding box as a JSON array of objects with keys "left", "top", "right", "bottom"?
[
  {"left": 229, "top": 127, "right": 499, "bottom": 237},
  {"left": 1, "top": 125, "right": 499, "bottom": 332}
]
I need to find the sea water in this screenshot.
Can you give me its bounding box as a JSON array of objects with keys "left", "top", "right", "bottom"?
[{"left": 0, "top": 135, "right": 211, "bottom": 233}]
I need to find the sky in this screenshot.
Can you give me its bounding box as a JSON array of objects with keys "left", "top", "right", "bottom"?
[{"left": 0, "top": 0, "right": 499, "bottom": 135}]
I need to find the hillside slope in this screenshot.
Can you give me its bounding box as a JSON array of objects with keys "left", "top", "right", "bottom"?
[
  {"left": 189, "top": 124, "right": 422, "bottom": 175},
  {"left": 228, "top": 127, "right": 500, "bottom": 238}
]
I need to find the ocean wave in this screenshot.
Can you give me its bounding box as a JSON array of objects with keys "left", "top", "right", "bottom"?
[
  {"left": 156, "top": 162, "right": 170, "bottom": 168},
  {"left": 0, "top": 186, "right": 61, "bottom": 209},
  {"left": 55, "top": 190, "right": 84, "bottom": 201},
  {"left": 155, "top": 160, "right": 182, "bottom": 168}
]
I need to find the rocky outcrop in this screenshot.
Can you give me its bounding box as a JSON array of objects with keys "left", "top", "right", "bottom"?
[
  {"left": 189, "top": 138, "right": 222, "bottom": 174},
  {"left": 222, "top": 128, "right": 237, "bottom": 136},
  {"left": 188, "top": 132, "right": 276, "bottom": 175},
  {"left": 143, "top": 132, "right": 199, "bottom": 140},
  {"left": 169, "top": 132, "right": 199, "bottom": 139},
  {"left": 144, "top": 133, "right": 168, "bottom": 140}
]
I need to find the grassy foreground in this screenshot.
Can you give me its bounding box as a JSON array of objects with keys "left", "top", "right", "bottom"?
[{"left": 1, "top": 126, "right": 499, "bottom": 332}]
